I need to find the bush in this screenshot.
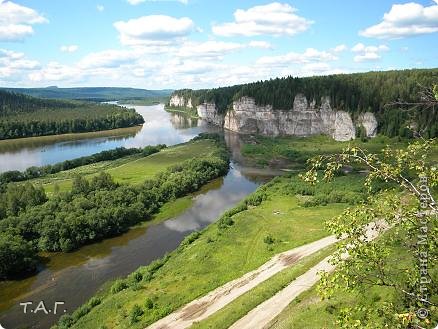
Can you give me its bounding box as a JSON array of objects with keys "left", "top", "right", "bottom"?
[
  {"left": 218, "top": 215, "right": 234, "bottom": 229},
  {"left": 0, "top": 233, "right": 38, "bottom": 279},
  {"left": 181, "top": 231, "right": 201, "bottom": 247},
  {"left": 264, "top": 234, "right": 274, "bottom": 245},
  {"left": 144, "top": 297, "right": 154, "bottom": 309},
  {"left": 130, "top": 304, "right": 144, "bottom": 324},
  {"left": 57, "top": 314, "right": 74, "bottom": 329},
  {"left": 111, "top": 279, "right": 129, "bottom": 294},
  {"left": 244, "top": 191, "right": 267, "bottom": 206}
]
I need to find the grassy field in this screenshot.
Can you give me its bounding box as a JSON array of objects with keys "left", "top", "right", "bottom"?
[
  {"left": 29, "top": 139, "right": 217, "bottom": 194},
  {"left": 240, "top": 134, "right": 408, "bottom": 168},
  {"left": 56, "top": 174, "right": 369, "bottom": 329}
]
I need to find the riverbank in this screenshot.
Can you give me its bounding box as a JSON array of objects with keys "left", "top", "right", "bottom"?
[
  {"left": 0, "top": 125, "right": 143, "bottom": 153},
  {"left": 57, "top": 174, "right": 369, "bottom": 329},
  {"left": 165, "top": 105, "right": 199, "bottom": 119}
]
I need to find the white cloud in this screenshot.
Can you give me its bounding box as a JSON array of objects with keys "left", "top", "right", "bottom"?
[
  {"left": 0, "top": 48, "right": 39, "bottom": 82},
  {"left": 360, "top": 1, "right": 438, "bottom": 39},
  {"left": 78, "top": 49, "right": 142, "bottom": 69},
  {"left": 28, "top": 62, "right": 79, "bottom": 82},
  {"left": 60, "top": 45, "right": 79, "bottom": 53},
  {"left": 127, "top": 0, "right": 188, "bottom": 4},
  {"left": 212, "top": 2, "right": 313, "bottom": 37},
  {"left": 114, "top": 15, "right": 194, "bottom": 46},
  {"left": 176, "top": 41, "right": 245, "bottom": 59},
  {"left": 256, "top": 48, "right": 338, "bottom": 66},
  {"left": 351, "top": 43, "right": 389, "bottom": 62},
  {"left": 97, "top": 5, "right": 104, "bottom": 12},
  {"left": 0, "top": 0, "right": 48, "bottom": 41},
  {"left": 332, "top": 44, "right": 347, "bottom": 52},
  {"left": 248, "top": 41, "right": 272, "bottom": 49}
]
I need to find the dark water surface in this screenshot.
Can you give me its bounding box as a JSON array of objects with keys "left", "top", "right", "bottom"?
[{"left": 0, "top": 104, "right": 280, "bottom": 329}]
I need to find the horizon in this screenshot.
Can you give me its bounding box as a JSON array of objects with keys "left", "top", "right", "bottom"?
[
  {"left": 0, "top": 0, "right": 437, "bottom": 89},
  {"left": 2, "top": 67, "right": 436, "bottom": 91}
]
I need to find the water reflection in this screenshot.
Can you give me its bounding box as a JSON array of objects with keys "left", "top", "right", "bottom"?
[
  {"left": 0, "top": 165, "right": 261, "bottom": 329},
  {"left": 0, "top": 104, "right": 211, "bottom": 172},
  {"left": 0, "top": 104, "right": 280, "bottom": 329}
]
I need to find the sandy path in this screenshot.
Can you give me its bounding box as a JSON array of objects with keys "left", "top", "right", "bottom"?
[
  {"left": 229, "top": 221, "right": 386, "bottom": 329},
  {"left": 146, "top": 235, "right": 338, "bottom": 329}
]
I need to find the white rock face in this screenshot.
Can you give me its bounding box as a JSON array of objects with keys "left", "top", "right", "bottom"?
[
  {"left": 357, "top": 112, "right": 378, "bottom": 137},
  {"left": 224, "top": 95, "right": 356, "bottom": 141},
  {"left": 197, "top": 103, "right": 224, "bottom": 126},
  {"left": 169, "top": 95, "right": 193, "bottom": 108},
  {"left": 333, "top": 111, "right": 356, "bottom": 141}
]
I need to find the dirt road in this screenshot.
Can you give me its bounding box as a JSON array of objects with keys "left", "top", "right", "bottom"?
[
  {"left": 146, "top": 235, "right": 338, "bottom": 329},
  {"left": 229, "top": 220, "right": 387, "bottom": 329}
]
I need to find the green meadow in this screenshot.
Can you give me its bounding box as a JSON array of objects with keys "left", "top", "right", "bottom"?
[{"left": 29, "top": 139, "right": 217, "bottom": 195}]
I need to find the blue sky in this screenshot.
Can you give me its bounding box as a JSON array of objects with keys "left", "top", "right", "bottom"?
[{"left": 0, "top": 0, "right": 437, "bottom": 89}]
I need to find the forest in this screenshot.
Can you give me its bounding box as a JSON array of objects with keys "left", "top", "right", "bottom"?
[
  {"left": 0, "top": 135, "right": 229, "bottom": 279},
  {"left": 0, "top": 87, "right": 172, "bottom": 102},
  {"left": 0, "top": 90, "right": 144, "bottom": 140},
  {"left": 171, "top": 69, "right": 438, "bottom": 138}
]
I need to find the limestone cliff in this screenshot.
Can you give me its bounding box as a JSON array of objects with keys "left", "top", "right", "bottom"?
[
  {"left": 197, "top": 103, "right": 224, "bottom": 126},
  {"left": 168, "top": 92, "right": 378, "bottom": 141},
  {"left": 224, "top": 95, "right": 357, "bottom": 141},
  {"left": 169, "top": 95, "right": 193, "bottom": 108},
  {"left": 357, "top": 112, "right": 378, "bottom": 137}
]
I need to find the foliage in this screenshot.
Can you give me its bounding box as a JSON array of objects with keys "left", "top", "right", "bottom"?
[
  {"left": 129, "top": 304, "right": 144, "bottom": 324},
  {"left": 0, "top": 232, "right": 37, "bottom": 279},
  {"left": 171, "top": 69, "right": 438, "bottom": 137},
  {"left": 301, "top": 138, "right": 438, "bottom": 328},
  {"left": 0, "top": 90, "right": 144, "bottom": 140}
]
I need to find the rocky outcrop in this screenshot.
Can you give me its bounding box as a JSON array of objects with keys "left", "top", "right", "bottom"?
[
  {"left": 224, "top": 95, "right": 356, "bottom": 141},
  {"left": 168, "top": 91, "right": 377, "bottom": 141},
  {"left": 357, "top": 112, "right": 378, "bottom": 137},
  {"left": 197, "top": 103, "right": 224, "bottom": 126},
  {"left": 169, "top": 95, "right": 193, "bottom": 108}
]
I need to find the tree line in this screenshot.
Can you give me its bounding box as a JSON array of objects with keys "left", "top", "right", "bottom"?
[
  {"left": 0, "top": 90, "right": 145, "bottom": 140},
  {"left": 0, "top": 135, "right": 229, "bottom": 279},
  {"left": 0, "top": 145, "right": 166, "bottom": 190},
  {"left": 171, "top": 69, "right": 438, "bottom": 138}
]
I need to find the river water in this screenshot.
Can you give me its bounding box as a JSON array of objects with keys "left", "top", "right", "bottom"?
[{"left": 0, "top": 104, "right": 279, "bottom": 329}]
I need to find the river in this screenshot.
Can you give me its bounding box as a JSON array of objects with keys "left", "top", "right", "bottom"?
[{"left": 0, "top": 104, "right": 280, "bottom": 329}]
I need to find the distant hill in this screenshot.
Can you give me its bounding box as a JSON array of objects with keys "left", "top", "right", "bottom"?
[{"left": 0, "top": 87, "right": 173, "bottom": 102}]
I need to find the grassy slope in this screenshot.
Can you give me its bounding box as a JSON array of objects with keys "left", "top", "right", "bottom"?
[
  {"left": 191, "top": 245, "right": 337, "bottom": 329},
  {"left": 240, "top": 135, "right": 408, "bottom": 168},
  {"left": 29, "top": 139, "right": 217, "bottom": 194},
  {"left": 64, "top": 175, "right": 360, "bottom": 329},
  {"left": 266, "top": 243, "right": 438, "bottom": 329}
]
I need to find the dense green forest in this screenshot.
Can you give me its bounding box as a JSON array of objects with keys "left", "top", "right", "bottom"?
[
  {"left": 0, "top": 90, "right": 144, "bottom": 139},
  {"left": 0, "top": 87, "right": 172, "bottom": 102},
  {"left": 171, "top": 69, "right": 438, "bottom": 138},
  {"left": 0, "top": 135, "right": 228, "bottom": 279}
]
